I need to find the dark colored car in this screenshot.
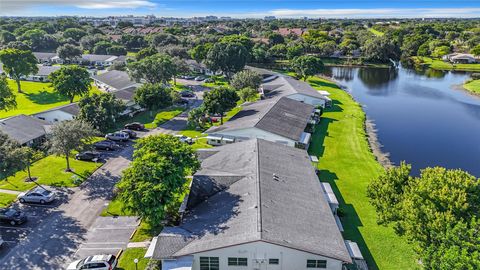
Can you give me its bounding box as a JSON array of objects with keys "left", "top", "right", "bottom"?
[
  {"left": 124, "top": 122, "right": 145, "bottom": 131},
  {"left": 180, "top": 90, "right": 195, "bottom": 98},
  {"left": 93, "top": 140, "right": 119, "bottom": 151},
  {"left": 75, "top": 151, "right": 101, "bottom": 161},
  {"left": 0, "top": 208, "right": 27, "bottom": 225},
  {"left": 121, "top": 129, "right": 137, "bottom": 139}
]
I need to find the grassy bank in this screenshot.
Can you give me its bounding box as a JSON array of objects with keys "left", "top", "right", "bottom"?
[
  {"left": 413, "top": 56, "right": 480, "bottom": 72},
  {"left": 117, "top": 248, "right": 149, "bottom": 270},
  {"left": 464, "top": 79, "right": 480, "bottom": 95},
  {"left": 0, "top": 193, "right": 17, "bottom": 207},
  {"left": 112, "top": 106, "right": 184, "bottom": 132},
  {"left": 0, "top": 79, "right": 100, "bottom": 119},
  {"left": 368, "top": 28, "right": 384, "bottom": 36},
  {"left": 307, "top": 77, "right": 418, "bottom": 270},
  {"left": 0, "top": 155, "right": 101, "bottom": 191}
]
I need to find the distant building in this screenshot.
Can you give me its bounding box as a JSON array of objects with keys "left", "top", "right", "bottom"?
[
  {"left": 33, "top": 103, "right": 80, "bottom": 123},
  {"left": 264, "top": 16, "right": 276, "bottom": 20},
  {"left": 443, "top": 53, "right": 478, "bottom": 64},
  {"left": 275, "top": 27, "right": 306, "bottom": 37}
]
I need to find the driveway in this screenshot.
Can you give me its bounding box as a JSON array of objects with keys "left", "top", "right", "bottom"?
[{"left": 0, "top": 89, "right": 205, "bottom": 269}]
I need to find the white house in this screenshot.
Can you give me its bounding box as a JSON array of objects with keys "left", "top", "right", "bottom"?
[
  {"left": 185, "top": 59, "right": 220, "bottom": 76},
  {"left": 33, "top": 103, "right": 80, "bottom": 123},
  {"left": 0, "top": 114, "right": 51, "bottom": 146},
  {"left": 76, "top": 54, "right": 120, "bottom": 66},
  {"left": 24, "top": 65, "right": 61, "bottom": 82},
  {"left": 146, "top": 139, "right": 353, "bottom": 270},
  {"left": 443, "top": 53, "right": 478, "bottom": 64},
  {"left": 206, "top": 97, "right": 316, "bottom": 149},
  {"left": 92, "top": 70, "right": 140, "bottom": 92}
]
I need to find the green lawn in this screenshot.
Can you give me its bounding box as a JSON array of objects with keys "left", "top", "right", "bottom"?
[
  {"left": 413, "top": 57, "right": 480, "bottom": 72},
  {"left": 464, "top": 79, "right": 480, "bottom": 95},
  {"left": 112, "top": 107, "right": 184, "bottom": 131},
  {"left": 0, "top": 155, "right": 102, "bottom": 191},
  {"left": 0, "top": 79, "right": 101, "bottom": 119},
  {"left": 180, "top": 128, "right": 212, "bottom": 150},
  {"left": 307, "top": 77, "right": 418, "bottom": 270},
  {"left": 368, "top": 28, "right": 384, "bottom": 36},
  {"left": 117, "top": 248, "right": 149, "bottom": 270},
  {"left": 101, "top": 196, "right": 135, "bottom": 216},
  {"left": 0, "top": 193, "right": 17, "bottom": 207},
  {"left": 202, "top": 75, "right": 229, "bottom": 88},
  {"left": 131, "top": 220, "right": 163, "bottom": 242}
]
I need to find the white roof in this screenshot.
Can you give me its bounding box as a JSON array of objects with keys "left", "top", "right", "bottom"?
[
  {"left": 299, "top": 132, "right": 311, "bottom": 144},
  {"left": 162, "top": 256, "right": 193, "bottom": 270},
  {"left": 318, "top": 90, "right": 331, "bottom": 96},
  {"left": 321, "top": 182, "right": 339, "bottom": 206},
  {"left": 309, "top": 155, "right": 319, "bottom": 163},
  {"left": 345, "top": 240, "right": 364, "bottom": 260},
  {"left": 145, "top": 237, "right": 158, "bottom": 258}
]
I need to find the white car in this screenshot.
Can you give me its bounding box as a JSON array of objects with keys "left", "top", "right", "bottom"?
[
  {"left": 174, "top": 134, "right": 193, "bottom": 144},
  {"left": 67, "top": 254, "right": 117, "bottom": 270},
  {"left": 18, "top": 186, "right": 56, "bottom": 204},
  {"left": 0, "top": 236, "right": 4, "bottom": 247},
  {"left": 105, "top": 132, "right": 129, "bottom": 142}
]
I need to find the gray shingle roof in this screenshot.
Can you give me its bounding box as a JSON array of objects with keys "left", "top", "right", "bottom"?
[
  {"left": 207, "top": 97, "right": 313, "bottom": 141},
  {"left": 112, "top": 86, "right": 136, "bottom": 102},
  {"left": 36, "top": 65, "right": 61, "bottom": 76},
  {"left": 153, "top": 139, "right": 351, "bottom": 263},
  {"left": 262, "top": 75, "right": 327, "bottom": 100},
  {"left": 81, "top": 54, "right": 118, "bottom": 62},
  {"left": 0, "top": 114, "right": 51, "bottom": 145},
  {"left": 33, "top": 52, "right": 57, "bottom": 62},
  {"left": 92, "top": 70, "right": 138, "bottom": 91}
]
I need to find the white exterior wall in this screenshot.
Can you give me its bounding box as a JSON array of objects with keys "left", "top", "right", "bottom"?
[
  {"left": 185, "top": 241, "right": 344, "bottom": 270},
  {"left": 34, "top": 110, "right": 75, "bottom": 123},
  {"left": 210, "top": 128, "right": 295, "bottom": 147},
  {"left": 286, "top": 94, "right": 326, "bottom": 108}
]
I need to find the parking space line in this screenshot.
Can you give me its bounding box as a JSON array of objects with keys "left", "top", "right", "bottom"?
[
  {"left": 0, "top": 226, "right": 30, "bottom": 230},
  {"left": 77, "top": 247, "right": 122, "bottom": 250}
]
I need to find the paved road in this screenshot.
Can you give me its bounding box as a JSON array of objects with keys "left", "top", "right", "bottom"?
[{"left": 0, "top": 95, "right": 203, "bottom": 269}]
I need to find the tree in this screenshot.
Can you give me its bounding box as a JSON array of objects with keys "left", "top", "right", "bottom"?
[
  {"left": 0, "top": 131, "right": 20, "bottom": 178},
  {"left": 106, "top": 45, "right": 127, "bottom": 56},
  {"left": 431, "top": 46, "right": 451, "bottom": 58},
  {"left": 363, "top": 36, "right": 400, "bottom": 63},
  {"left": 0, "top": 30, "right": 16, "bottom": 46},
  {"left": 0, "top": 75, "right": 16, "bottom": 111},
  {"left": 188, "top": 106, "right": 207, "bottom": 129},
  {"left": 77, "top": 93, "right": 125, "bottom": 132},
  {"left": 148, "top": 33, "right": 178, "bottom": 47},
  {"left": 136, "top": 47, "right": 157, "bottom": 60},
  {"left": 120, "top": 34, "right": 146, "bottom": 51},
  {"left": 189, "top": 43, "right": 212, "bottom": 63},
  {"left": 203, "top": 87, "right": 239, "bottom": 124},
  {"left": 49, "top": 120, "right": 97, "bottom": 171},
  {"left": 238, "top": 87, "right": 259, "bottom": 102},
  {"left": 57, "top": 44, "right": 82, "bottom": 62},
  {"left": 251, "top": 43, "right": 272, "bottom": 63},
  {"left": 63, "top": 28, "right": 87, "bottom": 41},
  {"left": 230, "top": 70, "right": 262, "bottom": 90},
  {"left": 269, "top": 44, "right": 287, "bottom": 59},
  {"left": 291, "top": 55, "right": 325, "bottom": 81},
  {"left": 92, "top": 41, "right": 112, "bottom": 55},
  {"left": 205, "top": 43, "right": 248, "bottom": 79},
  {"left": 268, "top": 32, "right": 285, "bottom": 45},
  {"left": 286, "top": 44, "right": 303, "bottom": 59},
  {"left": 470, "top": 44, "right": 480, "bottom": 56},
  {"left": 16, "top": 147, "right": 44, "bottom": 181},
  {"left": 117, "top": 134, "right": 199, "bottom": 226},
  {"left": 49, "top": 65, "right": 91, "bottom": 103},
  {"left": 134, "top": 83, "right": 173, "bottom": 113},
  {"left": 128, "top": 54, "right": 175, "bottom": 84},
  {"left": 0, "top": 49, "right": 38, "bottom": 93},
  {"left": 172, "top": 57, "right": 189, "bottom": 85}
]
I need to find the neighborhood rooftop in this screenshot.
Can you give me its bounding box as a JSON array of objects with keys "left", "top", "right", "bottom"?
[
  {"left": 152, "top": 139, "right": 351, "bottom": 262},
  {"left": 92, "top": 70, "right": 138, "bottom": 91},
  {"left": 207, "top": 96, "right": 314, "bottom": 141},
  {"left": 0, "top": 114, "right": 51, "bottom": 145}
]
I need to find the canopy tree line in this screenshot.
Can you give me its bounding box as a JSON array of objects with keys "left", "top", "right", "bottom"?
[{"left": 367, "top": 162, "right": 480, "bottom": 269}]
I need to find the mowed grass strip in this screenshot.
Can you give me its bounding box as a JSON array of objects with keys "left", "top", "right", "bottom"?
[
  {"left": 116, "top": 248, "right": 149, "bottom": 270},
  {"left": 0, "top": 155, "right": 102, "bottom": 191},
  {"left": 413, "top": 56, "right": 480, "bottom": 72},
  {"left": 0, "top": 79, "right": 101, "bottom": 119},
  {"left": 0, "top": 192, "right": 17, "bottom": 207},
  {"left": 464, "top": 79, "right": 480, "bottom": 95},
  {"left": 308, "top": 77, "right": 418, "bottom": 270}
]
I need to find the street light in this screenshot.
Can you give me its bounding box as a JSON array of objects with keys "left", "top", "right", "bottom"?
[{"left": 133, "top": 258, "right": 139, "bottom": 270}]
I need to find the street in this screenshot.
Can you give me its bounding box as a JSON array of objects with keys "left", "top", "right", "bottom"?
[{"left": 0, "top": 94, "right": 203, "bottom": 269}]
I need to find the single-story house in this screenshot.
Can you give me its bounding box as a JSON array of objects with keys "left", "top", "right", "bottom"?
[
  {"left": 111, "top": 86, "right": 143, "bottom": 116},
  {"left": 33, "top": 103, "right": 80, "bottom": 123},
  {"left": 443, "top": 53, "right": 479, "bottom": 64},
  {"left": 33, "top": 52, "right": 62, "bottom": 64},
  {"left": 146, "top": 139, "right": 352, "bottom": 270},
  {"left": 92, "top": 70, "right": 140, "bottom": 92},
  {"left": 275, "top": 27, "right": 306, "bottom": 37},
  {"left": 75, "top": 54, "right": 120, "bottom": 66},
  {"left": 0, "top": 114, "right": 51, "bottom": 146},
  {"left": 24, "top": 65, "right": 61, "bottom": 82},
  {"left": 185, "top": 60, "right": 220, "bottom": 76},
  {"left": 206, "top": 96, "right": 316, "bottom": 149}
]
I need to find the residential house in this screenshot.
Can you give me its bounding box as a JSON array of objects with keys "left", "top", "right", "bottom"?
[
  {"left": 206, "top": 97, "right": 317, "bottom": 149},
  {"left": 0, "top": 114, "right": 51, "bottom": 146},
  {"left": 276, "top": 27, "right": 306, "bottom": 37},
  {"left": 92, "top": 70, "right": 140, "bottom": 92},
  {"left": 33, "top": 52, "right": 62, "bottom": 64},
  {"left": 33, "top": 103, "right": 80, "bottom": 123},
  {"left": 111, "top": 86, "right": 143, "bottom": 116},
  {"left": 24, "top": 65, "right": 61, "bottom": 82},
  {"left": 76, "top": 54, "right": 120, "bottom": 66},
  {"left": 185, "top": 60, "right": 219, "bottom": 76},
  {"left": 443, "top": 53, "right": 479, "bottom": 64},
  {"left": 146, "top": 139, "right": 352, "bottom": 270}
]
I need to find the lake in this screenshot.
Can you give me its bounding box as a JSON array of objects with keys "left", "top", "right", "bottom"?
[{"left": 325, "top": 66, "right": 480, "bottom": 176}]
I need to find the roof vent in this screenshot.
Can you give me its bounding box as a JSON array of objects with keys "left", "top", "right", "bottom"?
[{"left": 273, "top": 173, "right": 279, "bottom": 181}]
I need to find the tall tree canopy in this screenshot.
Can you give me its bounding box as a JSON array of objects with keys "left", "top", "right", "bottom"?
[
  {"left": 133, "top": 83, "right": 173, "bottom": 112},
  {"left": 77, "top": 92, "right": 125, "bottom": 132},
  {"left": 0, "top": 48, "right": 38, "bottom": 93},
  {"left": 128, "top": 54, "right": 175, "bottom": 84},
  {"left": 230, "top": 70, "right": 262, "bottom": 90},
  {"left": 49, "top": 65, "right": 91, "bottom": 103},
  {"left": 205, "top": 43, "right": 248, "bottom": 79},
  {"left": 291, "top": 55, "right": 325, "bottom": 81},
  {"left": 0, "top": 75, "right": 16, "bottom": 111},
  {"left": 202, "top": 87, "right": 239, "bottom": 124},
  {"left": 117, "top": 134, "right": 200, "bottom": 226},
  {"left": 57, "top": 44, "right": 82, "bottom": 62}
]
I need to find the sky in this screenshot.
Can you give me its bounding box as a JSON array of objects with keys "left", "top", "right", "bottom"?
[{"left": 1, "top": 0, "right": 480, "bottom": 18}]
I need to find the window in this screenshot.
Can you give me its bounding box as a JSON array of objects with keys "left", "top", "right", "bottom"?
[
  {"left": 307, "top": 260, "right": 327, "bottom": 268},
  {"left": 228, "top": 257, "right": 248, "bottom": 266},
  {"left": 269, "top": 258, "right": 279, "bottom": 265},
  {"left": 200, "top": 257, "right": 219, "bottom": 270}
]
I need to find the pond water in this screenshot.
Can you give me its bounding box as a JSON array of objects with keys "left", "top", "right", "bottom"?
[{"left": 325, "top": 66, "right": 480, "bottom": 176}]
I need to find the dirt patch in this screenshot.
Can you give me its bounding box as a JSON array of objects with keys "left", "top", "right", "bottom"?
[{"left": 365, "top": 119, "right": 392, "bottom": 168}]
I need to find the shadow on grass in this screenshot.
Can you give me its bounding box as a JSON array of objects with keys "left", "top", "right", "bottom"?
[
  {"left": 309, "top": 77, "right": 342, "bottom": 90},
  {"left": 25, "top": 90, "right": 67, "bottom": 105},
  {"left": 318, "top": 169, "right": 380, "bottom": 270},
  {"left": 308, "top": 117, "right": 337, "bottom": 158}
]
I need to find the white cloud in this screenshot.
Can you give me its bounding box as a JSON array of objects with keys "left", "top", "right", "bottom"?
[
  {"left": 76, "top": 1, "right": 156, "bottom": 9},
  {"left": 0, "top": 0, "right": 156, "bottom": 12}
]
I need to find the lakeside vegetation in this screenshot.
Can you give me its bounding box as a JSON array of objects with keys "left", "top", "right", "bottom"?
[
  {"left": 307, "top": 76, "right": 417, "bottom": 269},
  {"left": 412, "top": 57, "right": 480, "bottom": 72},
  {"left": 0, "top": 79, "right": 100, "bottom": 119},
  {"left": 463, "top": 79, "right": 480, "bottom": 95}
]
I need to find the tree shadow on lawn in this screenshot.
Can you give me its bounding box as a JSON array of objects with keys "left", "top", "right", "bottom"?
[
  {"left": 309, "top": 77, "right": 341, "bottom": 90},
  {"left": 318, "top": 169, "right": 380, "bottom": 270},
  {"left": 25, "top": 90, "right": 67, "bottom": 105}
]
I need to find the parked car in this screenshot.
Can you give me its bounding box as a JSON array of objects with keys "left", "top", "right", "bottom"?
[
  {"left": 75, "top": 151, "right": 101, "bottom": 161},
  {"left": 176, "top": 98, "right": 189, "bottom": 105},
  {"left": 194, "top": 76, "right": 206, "bottom": 81},
  {"left": 124, "top": 122, "right": 145, "bottom": 131},
  {"left": 204, "top": 78, "right": 214, "bottom": 83},
  {"left": 18, "top": 187, "right": 56, "bottom": 204},
  {"left": 105, "top": 132, "right": 129, "bottom": 142},
  {"left": 67, "top": 254, "right": 118, "bottom": 270},
  {"left": 180, "top": 90, "right": 195, "bottom": 98},
  {"left": 93, "top": 140, "right": 119, "bottom": 151},
  {"left": 174, "top": 134, "right": 193, "bottom": 144},
  {"left": 120, "top": 129, "right": 137, "bottom": 139},
  {"left": 0, "top": 208, "right": 27, "bottom": 225}
]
